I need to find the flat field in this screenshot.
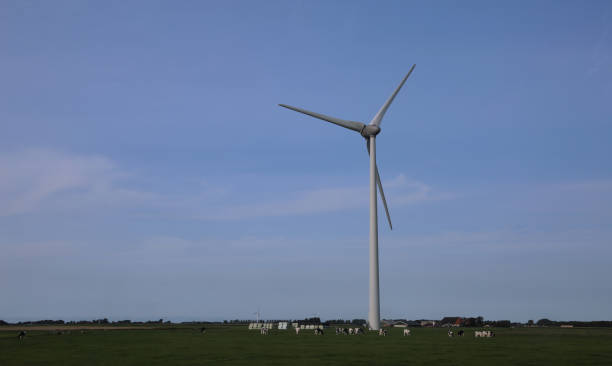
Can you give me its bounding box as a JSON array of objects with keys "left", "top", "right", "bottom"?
[{"left": 1, "top": 325, "right": 612, "bottom": 365}]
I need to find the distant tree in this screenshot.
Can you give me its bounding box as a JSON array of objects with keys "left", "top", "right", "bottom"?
[
  {"left": 301, "top": 317, "right": 321, "bottom": 324},
  {"left": 493, "top": 320, "right": 511, "bottom": 328},
  {"left": 352, "top": 319, "right": 367, "bottom": 325},
  {"left": 527, "top": 320, "right": 534, "bottom": 326},
  {"left": 537, "top": 318, "right": 554, "bottom": 326},
  {"left": 0, "top": 320, "right": 7, "bottom": 326},
  {"left": 569, "top": 321, "right": 612, "bottom": 327},
  {"left": 466, "top": 317, "right": 484, "bottom": 327}
]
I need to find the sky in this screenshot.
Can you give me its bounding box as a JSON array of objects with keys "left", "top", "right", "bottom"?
[{"left": 1, "top": 1, "right": 611, "bottom": 323}]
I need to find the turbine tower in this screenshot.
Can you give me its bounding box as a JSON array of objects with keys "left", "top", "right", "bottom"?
[{"left": 279, "top": 65, "right": 415, "bottom": 330}]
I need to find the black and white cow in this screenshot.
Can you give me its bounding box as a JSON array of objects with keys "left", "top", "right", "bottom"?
[
  {"left": 17, "top": 331, "right": 26, "bottom": 340},
  {"left": 475, "top": 330, "right": 494, "bottom": 338},
  {"left": 314, "top": 328, "right": 324, "bottom": 335}
]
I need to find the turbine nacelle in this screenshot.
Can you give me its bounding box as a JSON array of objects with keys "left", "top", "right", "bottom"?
[{"left": 360, "top": 125, "right": 381, "bottom": 138}]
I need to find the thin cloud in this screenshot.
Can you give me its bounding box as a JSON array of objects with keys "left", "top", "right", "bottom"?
[
  {"left": 203, "top": 174, "right": 445, "bottom": 220},
  {"left": 0, "top": 149, "right": 155, "bottom": 216},
  {"left": 0, "top": 149, "right": 447, "bottom": 220}
]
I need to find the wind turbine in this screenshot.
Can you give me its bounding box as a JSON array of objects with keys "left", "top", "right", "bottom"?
[
  {"left": 254, "top": 309, "right": 260, "bottom": 324},
  {"left": 279, "top": 65, "right": 415, "bottom": 330}
]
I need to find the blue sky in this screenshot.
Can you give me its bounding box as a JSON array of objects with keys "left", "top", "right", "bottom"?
[{"left": 1, "top": 1, "right": 611, "bottom": 323}]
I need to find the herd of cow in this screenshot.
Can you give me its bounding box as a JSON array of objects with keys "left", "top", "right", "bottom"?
[
  {"left": 16, "top": 327, "right": 496, "bottom": 339},
  {"left": 258, "top": 327, "right": 495, "bottom": 338},
  {"left": 334, "top": 327, "right": 365, "bottom": 335},
  {"left": 473, "top": 330, "right": 495, "bottom": 338}
]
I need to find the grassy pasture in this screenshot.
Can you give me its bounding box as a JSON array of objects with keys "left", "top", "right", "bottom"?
[{"left": 1, "top": 325, "right": 612, "bottom": 365}]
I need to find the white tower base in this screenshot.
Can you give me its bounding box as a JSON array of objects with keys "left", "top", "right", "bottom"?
[{"left": 368, "top": 135, "right": 380, "bottom": 330}]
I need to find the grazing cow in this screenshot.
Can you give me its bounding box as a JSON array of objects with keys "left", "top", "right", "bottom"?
[
  {"left": 335, "top": 328, "right": 340, "bottom": 335},
  {"left": 295, "top": 327, "right": 300, "bottom": 335},
  {"left": 475, "top": 330, "right": 493, "bottom": 338},
  {"left": 342, "top": 328, "right": 349, "bottom": 335},
  {"left": 378, "top": 329, "right": 388, "bottom": 336},
  {"left": 348, "top": 328, "right": 354, "bottom": 335},
  {"left": 354, "top": 328, "right": 363, "bottom": 335},
  {"left": 458, "top": 330, "right": 464, "bottom": 337},
  {"left": 200, "top": 327, "right": 206, "bottom": 334},
  {"left": 314, "top": 328, "right": 324, "bottom": 335},
  {"left": 403, "top": 328, "right": 411, "bottom": 336},
  {"left": 260, "top": 328, "right": 268, "bottom": 335},
  {"left": 17, "top": 331, "right": 26, "bottom": 340},
  {"left": 448, "top": 330, "right": 454, "bottom": 337}
]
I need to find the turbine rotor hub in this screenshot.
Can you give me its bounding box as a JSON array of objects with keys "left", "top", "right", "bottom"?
[{"left": 360, "top": 125, "right": 381, "bottom": 138}]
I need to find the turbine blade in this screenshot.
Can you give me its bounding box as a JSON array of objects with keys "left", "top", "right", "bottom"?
[
  {"left": 369, "top": 64, "right": 415, "bottom": 127},
  {"left": 367, "top": 140, "right": 393, "bottom": 230},
  {"left": 279, "top": 104, "right": 365, "bottom": 133},
  {"left": 376, "top": 167, "right": 392, "bottom": 230}
]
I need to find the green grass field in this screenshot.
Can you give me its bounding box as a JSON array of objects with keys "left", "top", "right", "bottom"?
[{"left": 2, "top": 325, "right": 612, "bottom": 365}]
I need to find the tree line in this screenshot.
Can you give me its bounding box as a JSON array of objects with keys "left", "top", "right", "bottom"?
[
  {"left": 0, "top": 318, "right": 169, "bottom": 326},
  {"left": 3, "top": 318, "right": 612, "bottom": 327}
]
